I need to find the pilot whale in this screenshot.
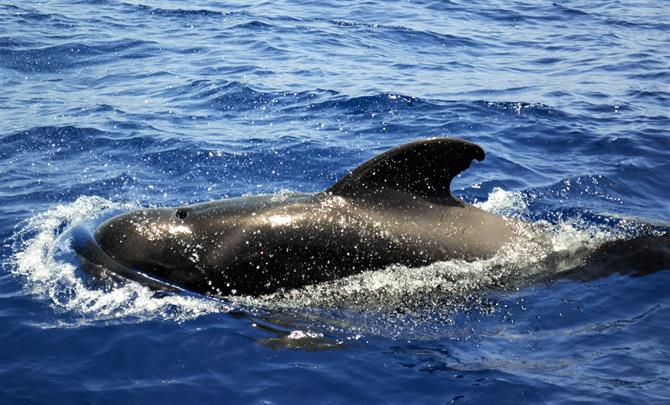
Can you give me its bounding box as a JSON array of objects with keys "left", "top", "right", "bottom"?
[{"left": 74, "top": 138, "right": 523, "bottom": 296}]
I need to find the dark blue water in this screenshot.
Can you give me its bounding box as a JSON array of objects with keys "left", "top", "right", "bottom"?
[{"left": 2, "top": 1, "right": 669, "bottom": 403}]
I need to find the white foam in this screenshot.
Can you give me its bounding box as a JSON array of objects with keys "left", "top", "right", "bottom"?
[
  {"left": 9, "top": 196, "right": 230, "bottom": 327},
  {"left": 475, "top": 187, "right": 529, "bottom": 217}
]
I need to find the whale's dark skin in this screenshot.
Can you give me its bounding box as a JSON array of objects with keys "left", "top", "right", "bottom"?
[{"left": 81, "top": 138, "right": 522, "bottom": 296}]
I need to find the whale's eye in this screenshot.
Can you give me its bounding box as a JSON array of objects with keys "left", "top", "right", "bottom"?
[{"left": 176, "top": 209, "right": 188, "bottom": 220}]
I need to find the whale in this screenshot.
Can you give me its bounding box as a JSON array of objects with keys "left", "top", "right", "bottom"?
[
  {"left": 72, "top": 137, "right": 526, "bottom": 296},
  {"left": 72, "top": 137, "right": 670, "bottom": 297}
]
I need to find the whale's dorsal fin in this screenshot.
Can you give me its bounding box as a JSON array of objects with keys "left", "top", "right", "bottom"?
[{"left": 327, "top": 137, "right": 485, "bottom": 204}]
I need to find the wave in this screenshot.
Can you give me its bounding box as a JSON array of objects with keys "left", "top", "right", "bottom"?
[
  {"left": 0, "top": 125, "right": 158, "bottom": 159},
  {"left": 0, "top": 39, "right": 157, "bottom": 73},
  {"left": 158, "top": 78, "right": 575, "bottom": 124},
  {"left": 0, "top": 4, "right": 75, "bottom": 25},
  {"left": 124, "top": 3, "right": 248, "bottom": 19}
]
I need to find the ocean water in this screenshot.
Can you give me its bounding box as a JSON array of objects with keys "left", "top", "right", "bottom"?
[{"left": 1, "top": 0, "right": 669, "bottom": 403}]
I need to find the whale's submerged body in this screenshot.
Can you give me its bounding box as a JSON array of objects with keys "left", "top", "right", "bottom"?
[{"left": 72, "top": 137, "right": 669, "bottom": 297}]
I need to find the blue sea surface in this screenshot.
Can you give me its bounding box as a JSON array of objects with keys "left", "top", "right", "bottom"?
[{"left": 1, "top": 0, "right": 669, "bottom": 403}]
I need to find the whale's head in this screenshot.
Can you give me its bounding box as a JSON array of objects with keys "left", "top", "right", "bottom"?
[
  {"left": 94, "top": 207, "right": 211, "bottom": 290},
  {"left": 87, "top": 196, "right": 301, "bottom": 296}
]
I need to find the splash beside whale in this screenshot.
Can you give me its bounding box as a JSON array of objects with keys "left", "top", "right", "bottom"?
[{"left": 71, "top": 137, "right": 669, "bottom": 297}]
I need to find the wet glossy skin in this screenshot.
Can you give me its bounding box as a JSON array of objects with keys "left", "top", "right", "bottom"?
[{"left": 95, "top": 190, "right": 517, "bottom": 296}]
